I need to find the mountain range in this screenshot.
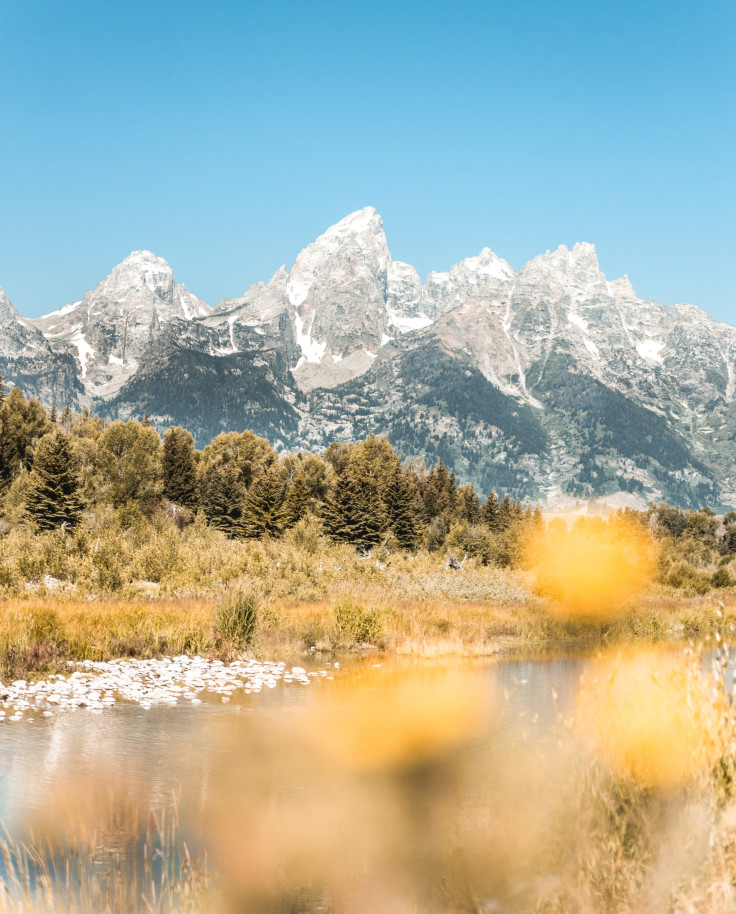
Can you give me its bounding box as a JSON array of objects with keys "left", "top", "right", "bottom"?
[{"left": 2, "top": 206, "right": 734, "bottom": 510}]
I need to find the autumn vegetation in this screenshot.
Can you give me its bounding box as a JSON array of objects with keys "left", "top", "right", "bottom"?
[{"left": 0, "top": 378, "right": 734, "bottom": 680}]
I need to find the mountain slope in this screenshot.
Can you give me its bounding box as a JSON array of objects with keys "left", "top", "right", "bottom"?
[{"left": 3, "top": 210, "right": 734, "bottom": 509}]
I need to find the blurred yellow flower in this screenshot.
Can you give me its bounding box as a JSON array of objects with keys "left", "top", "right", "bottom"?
[
  {"left": 532, "top": 518, "right": 655, "bottom": 620},
  {"left": 312, "top": 667, "right": 485, "bottom": 772},
  {"left": 577, "top": 649, "right": 723, "bottom": 789}
]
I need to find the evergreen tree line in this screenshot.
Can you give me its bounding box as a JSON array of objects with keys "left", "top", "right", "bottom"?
[{"left": 0, "top": 379, "right": 541, "bottom": 562}]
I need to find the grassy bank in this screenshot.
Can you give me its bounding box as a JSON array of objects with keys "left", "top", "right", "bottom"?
[{"left": 0, "top": 585, "right": 733, "bottom": 681}]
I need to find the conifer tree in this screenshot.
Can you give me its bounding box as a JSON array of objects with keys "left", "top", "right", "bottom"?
[
  {"left": 481, "top": 491, "right": 500, "bottom": 529},
  {"left": 283, "top": 473, "right": 311, "bottom": 529},
  {"left": 384, "top": 468, "right": 422, "bottom": 549},
  {"left": 496, "top": 495, "right": 516, "bottom": 532},
  {"left": 533, "top": 505, "right": 545, "bottom": 531},
  {"left": 455, "top": 483, "right": 480, "bottom": 523},
  {"left": 25, "top": 431, "right": 82, "bottom": 530},
  {"left": 60, "top": 405, "right": 73, "bottom": 433},
  {"left": 436, "top": 459, "right": 448, "bottom": 485},
  {"left": 200, "top": 463, "right": 246, "bottom": 537},
  {"left": 447, "top": 468, "right": 458, "bottom": 512},
  {"left": 322, "top": 467, "right": 386, "bottom": 550},
  {"left": 49, "top": 404, "right": 57, "bottom": 424},
  {"left": 162, "top": 426, "right": 198, "bottom": 508},
  {"left": 422, "top": 467, "right": 441, "bottom": 518},
  {"left": 241, "top": 470, "right": 286, "bottom": 538}
]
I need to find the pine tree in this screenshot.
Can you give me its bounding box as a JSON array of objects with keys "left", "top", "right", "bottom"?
[
  {"left": 60, "top": 405, "right": 73, "bottom": 433},
  {"left": 422, "top": 467, "right": 441, "bottom": 518},
  {"left": 322, "top": 467, "right": 386, "bottom": 550},
  {"left": 283, "top": 474, "right": 311, "bottom": 529},
  {"left": 480, "top": 491, "right": 500, "bottom": 529},
  {"left": 496, "top": 495, "right": 516, "bottom": 532},
  {"left": 241, "top": 470, "right": 286, "bottom": 538},
  {"left": 200, "top": 463, "right": 246, "bottom": 537},
  {"left": 532, "top": 505, "right": 545, "bottom": 532},
  {"left": 142, "top": 413, "right": 151, "bottom": 427},
  {"left": 456, "top": 483, "right": 480, "bottom": 523},
  {"left": 447, "top": 468, "right": 458, "bottom": 512},
  {"left": 49, "top": 404, "right": 57, "bottom": 424},
  {"left": 384, "top": 468, "right": 422, "bottom": 549},
  {"left": 25, "top": 431, "right": 82, "bottom": 530},
  {"left": 162, "top": 426, "right": 198, "bottom": 508}
]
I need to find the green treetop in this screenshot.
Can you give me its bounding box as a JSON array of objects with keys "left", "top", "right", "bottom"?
[
  {"left": 200, "top": 463, "right": 246, "bottom": 537},
  {"left": 162, "top": 426, "right": 199, "bottom": 508},
  {"left": 241, "top": 470, "right": 287, "bottom": 538},
  {"left": 384, "top": 467, "right": 423, "bottom": 550},
  {"left": 25, "top": 430, "right": 82, "bottom": 530},
  {"left": 283, "top": 473, "right": 311, "bottom": 529},
  {"left": 322, "top": 467, "right": 386, "bottom": 550}
]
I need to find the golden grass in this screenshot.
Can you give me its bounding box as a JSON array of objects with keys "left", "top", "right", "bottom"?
[{"left": 0, "top": 578, "right": 735, "bottom": 680}]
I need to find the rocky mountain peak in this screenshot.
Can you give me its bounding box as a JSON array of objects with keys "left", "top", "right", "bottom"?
[
  {"left": 518, "top": 242, "right": 606, "bottom": 306},
  {"left": 287, "top": 206, "right": 389, "bottom": 306},
  {"left": 607, "top": 274, "right": 637, "bottom": 299},
  {"left": 102, "top": 250, "right": 176, "bottom": 303},
  {"left": 0, "top": 286, "right": 16, "bottom": 319},
  {"left": 2, "top": 208, "right": 736, "bottom": 511}
]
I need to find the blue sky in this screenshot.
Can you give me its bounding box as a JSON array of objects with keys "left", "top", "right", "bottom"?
[{"left": 0, "top": 0, "right": 734, "bottom": 320}]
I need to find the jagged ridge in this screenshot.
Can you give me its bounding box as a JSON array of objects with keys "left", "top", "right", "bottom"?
[{"left": 0, "top": 208, "right": 732, "bottom": 510}]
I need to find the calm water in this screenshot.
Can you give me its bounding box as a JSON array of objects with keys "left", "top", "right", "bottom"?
[
  {"left": 1, "top": 646, "right": 730, "bottom": 911},
  {"left": 0, "top": 653, "right": 593, "bottom": 833}
]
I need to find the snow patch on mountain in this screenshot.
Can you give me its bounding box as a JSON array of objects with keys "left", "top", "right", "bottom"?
[
  {"left": 70, "top": 329, "right": 94, "bottom": 378},
  {"left": 43, "top": 301, "right": 82, "bottom": 320},
  {"left": 636, "top": 339, "right": 665, "bottom": 363},
  {"left": 294, "top": 311, "right": 326, "bottom": 365},
  {"left": 567, "top": 312, "right": 588, "bottom": 333},
  {"left": 287, "top": 281, "right": 312, "bottom": 308},
  {"left": 387, "top": 308, "right": 433, "bottom": 333},
  {"left": 584, "top": 337, "right": 600, "bottom": 359},
  {"left": 461, "top": 248, "right": 515, "bottom": 282}
]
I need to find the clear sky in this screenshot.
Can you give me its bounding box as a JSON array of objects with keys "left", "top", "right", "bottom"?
[{"left": 0, "top": 0, "right": 734, "bottom": 321}]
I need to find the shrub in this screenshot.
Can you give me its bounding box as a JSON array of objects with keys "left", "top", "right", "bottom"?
[
  {"left": 333, "top": 601, "right": 384, "bottom": 646},
  {"left": 215, "top": 590, "right": 258, "bottom": 648},
  {"left": 712, "top": 567, "right": 732, "bottom": 589},
  {"left": 283, "top": 515, "right": 326, "bottom": 554}
]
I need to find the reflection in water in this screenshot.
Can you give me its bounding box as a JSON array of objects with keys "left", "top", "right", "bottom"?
[
  {"left": 0, "top": 656, "right": 590, "bottom": 833},
  {"left": 0, "top": 646, "right": 733, "bottom": 912}
]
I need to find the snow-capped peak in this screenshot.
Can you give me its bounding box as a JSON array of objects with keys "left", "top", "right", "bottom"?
[
  {"left": 457, "top": 247, "right": 515, "bottom": 283},
  {"left": 102, "top": 250, "right": 176, "bottom": 302}
]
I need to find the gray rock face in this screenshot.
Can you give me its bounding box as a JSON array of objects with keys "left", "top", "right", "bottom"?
[
  {"left": 285, "top": 207, "right": 433, "bottom": 390},
  {"left": 0, "top": 287, "right": 82, "bottom": 406},
  {"left": 31, "top": 251, "right": 212, "bottom": 401},
  {"left": 4, "top": 210, "right": 736, "bottom": 508}
]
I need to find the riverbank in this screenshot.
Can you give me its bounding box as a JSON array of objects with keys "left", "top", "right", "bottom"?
[{"left": 0, "top": 585, "right": 732, "bottom": 680}]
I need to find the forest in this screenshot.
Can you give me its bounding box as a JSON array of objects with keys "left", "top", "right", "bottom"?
[{"left": 0, "top": 378, "right": 733, "bottom": 599}]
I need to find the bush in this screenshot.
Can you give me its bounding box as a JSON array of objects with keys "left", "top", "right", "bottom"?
[
  {"left": 333, "top": 601, "right": 383, "bottom": 646},
  {"left": 712, "top": 567, "right": 732, "bottom": 589},
  {"left": 215, "top": 590, "right": 258, "bottom": 648}
]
